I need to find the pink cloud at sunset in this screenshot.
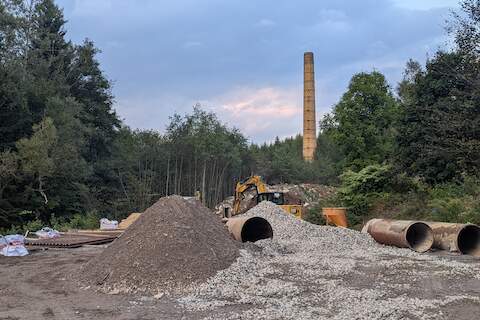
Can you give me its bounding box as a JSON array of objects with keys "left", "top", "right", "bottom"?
[{"left": 208, "top": 86, "right": 303, "bottom": 142}]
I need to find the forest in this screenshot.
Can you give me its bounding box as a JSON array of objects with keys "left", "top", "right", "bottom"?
[{"left": 1, "top": 0, "right": 480, "bottom": 231}]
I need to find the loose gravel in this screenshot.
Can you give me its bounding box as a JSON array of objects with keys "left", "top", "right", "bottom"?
[{"left": 179, "top": 201, "right": 480, "bottom": 320}]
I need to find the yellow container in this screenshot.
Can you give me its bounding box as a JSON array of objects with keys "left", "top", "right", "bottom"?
[{"left": 322, "top": 207, "right": 348, "bottom": 228}]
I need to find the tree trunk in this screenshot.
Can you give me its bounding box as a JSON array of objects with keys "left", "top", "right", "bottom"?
[
  {"left": 165, "top": 156, "right": 170, "bottom": 196},
  {"left": 201, "top": 159, "right": 207, "bottom": 205},
  {"left": 178, "top": 156, "right": 183, "bottom": 195}
]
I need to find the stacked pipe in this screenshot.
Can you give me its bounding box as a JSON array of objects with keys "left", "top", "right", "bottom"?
[{"left": 363, "top": 218, "right": 480, "bottom": 256}]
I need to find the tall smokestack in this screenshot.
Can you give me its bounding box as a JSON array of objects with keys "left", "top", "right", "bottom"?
[{"left": 303, "top": 52, "right": 316, "bottom": 162}]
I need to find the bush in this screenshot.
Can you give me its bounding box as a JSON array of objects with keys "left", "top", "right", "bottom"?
[
  {"left": 424, "top": 176, "right": 480, "bottom": 224},
  {"left": 338, "top": 164, "right": 402, "bottom": 216},
  {"left": 429, "top": 198, "right": 465, "bottom": 222},
  {"left": 51, "top": 211, "right": 100, "bottom": 231},
  {"left": 0, "top": 218, "right": 44, "bottom": 235},
  {"left": 303, "top": 195, "right": 343, "bottom": 226},
  {"left": 303, "top": 204, "right": 326, "bottom": 225}
]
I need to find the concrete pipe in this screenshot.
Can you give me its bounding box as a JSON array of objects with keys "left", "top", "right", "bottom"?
[
  {"left": 226, "top": 217, "right": 273, "bottom": 243},
  {"left": 362, "top": 219, "right": 434, "bottom": 253},
  {"left": 424, "top": 222, "right": 480, "bottom": 256}
]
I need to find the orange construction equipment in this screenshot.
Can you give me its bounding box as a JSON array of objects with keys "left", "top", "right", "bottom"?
[{"left": 322, "top": 207, "right": 348, "bottom": 228}]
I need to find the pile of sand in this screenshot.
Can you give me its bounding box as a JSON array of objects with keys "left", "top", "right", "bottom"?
[{"left": 80, "top": 195, "right": 239, "bottom": 295}]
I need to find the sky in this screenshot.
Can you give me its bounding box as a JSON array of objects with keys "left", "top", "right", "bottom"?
[{"left": 56, "top": 0, "right": 459, "bottom": 143}]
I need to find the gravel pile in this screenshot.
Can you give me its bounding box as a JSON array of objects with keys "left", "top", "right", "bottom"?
[
  {"left": 180, "top": 201, "right": 480, "bottom": 320},
  {"left": 80, "top": 195, "right": 239, "bottom": 295}
]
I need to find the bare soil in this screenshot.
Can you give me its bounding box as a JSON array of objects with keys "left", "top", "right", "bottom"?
[
  {"left": 0, "top": 246, "right": 479, "bottom": 320},
  {"left": 0, "top": 246, "right": 479, "bottom": 319},
  {"left": 0, "top": 247, "right": 191, "bottom": 320}
]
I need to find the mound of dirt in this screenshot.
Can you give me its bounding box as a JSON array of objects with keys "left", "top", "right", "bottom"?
[{"left": 80, "top": 195, "right": 239, "bottom": 295}]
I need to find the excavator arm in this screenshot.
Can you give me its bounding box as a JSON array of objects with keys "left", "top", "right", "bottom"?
[
  {"left": 231, "top": 175, "right": 303, "bottom": 219},
  {"left": 232, "top": 175, "right": 267, "bottom": 215}
]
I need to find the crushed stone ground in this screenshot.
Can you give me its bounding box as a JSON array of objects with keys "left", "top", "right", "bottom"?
[
  {"left": 179, "top": 201, "right": 480, "bottom": 320},
  {"left": 79, "top": 195, "right": 239, "bottom": 295}
]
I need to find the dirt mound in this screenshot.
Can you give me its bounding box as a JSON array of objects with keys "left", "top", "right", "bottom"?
[
  {"left": 271, "top": 183, "right": 336, "bottom": 207},
  {"left": 80, "top": 195, "right": 239, "bottom": 295}
]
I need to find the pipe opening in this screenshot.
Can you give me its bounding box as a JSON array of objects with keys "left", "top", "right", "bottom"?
[
  {"left": 240, "top": 217, "right": 273, "bottom": 242},
  {"left": 457, "top": 225, "right": 480, "bottom": 256},
  {"left": 406, "top": 222, "right": 434, "bottom": 253}
]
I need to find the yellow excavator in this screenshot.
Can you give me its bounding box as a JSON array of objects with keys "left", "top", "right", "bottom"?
[{"left": 232, "top": 175, "right": 303, "bottom": 218}]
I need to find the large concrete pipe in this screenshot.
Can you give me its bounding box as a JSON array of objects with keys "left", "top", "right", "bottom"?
[
  {"left": 362, "top": 219, "right": 434, "bottom": 253},
  {"left": 424, "top": 222, "right": 480, "bottom": 256},
  {"left": 226, "top": 217, "right": 273, "bottom": 242}
]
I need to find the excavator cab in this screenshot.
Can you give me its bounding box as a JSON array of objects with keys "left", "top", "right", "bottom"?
[
  {"left": 256, "top": 192, "right": 302, "bottom": 218},
  {"left": 257, "top": 192, "right": 285, "bottom": 205}
]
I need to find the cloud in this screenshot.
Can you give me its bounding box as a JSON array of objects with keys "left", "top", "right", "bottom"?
[
  {"left": 255, "top": 19, "right": 276, "bottom": 27},
  {"left": 183, "top": 41, "right": 203, "bottom": 49},
  {"left": 204, "top": 87, "right": 301, "bottom": 142},
  {"left": 56, "top": 0, "right": 460, "bottom": 143}
]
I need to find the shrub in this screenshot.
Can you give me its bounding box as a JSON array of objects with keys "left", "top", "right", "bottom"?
[
  {"left": 429, "top": 198, "right": 465, "bottom": 223},
  {"left": 51, "top": 211, "right": 100, "bottom": 231},
  {"left": 303, "top": 193, "right": 345, "bottom": 226},
  {"left": 338, "top": 164, "right": 398, "bottom": 216}
]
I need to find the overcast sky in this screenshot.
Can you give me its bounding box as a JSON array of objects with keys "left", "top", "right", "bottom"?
[{"left": 56, "top": 0, "right": 459, "bottom": 143}]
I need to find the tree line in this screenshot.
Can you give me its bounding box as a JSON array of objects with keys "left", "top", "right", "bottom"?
[{"left": 2, "top": 0, "right": 480, "bottom": 230}]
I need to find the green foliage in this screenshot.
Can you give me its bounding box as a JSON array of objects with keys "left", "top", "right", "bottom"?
[
  {"left": 16, "top": 117, "right": 57, "bottom": 178},
  {"left": 429, "top": 198, "right": 465, "bottom": 223},
  {"left": 23, "top": 218, "right": 43, "bottom": 233},
  {"left": 321, "top": 72, "right": 400, "bottom": 171},
  {"left": 303, "top": 204, "right": 326, "bottom": 226},
  {"left": 353, "top": 175, "right": 480, "bottom": 225},
  {"left": 247, "top": 134, "right": 340, "bottom": 186},
  {"left": 51, "top": 211, "right": 99, "bottom": 231},
  {"left": 303, "top": 196, "right": 342, "bottom": 226},
  {"left": 397, "top": 51, "right": 480, "bottom": 183},
  {"left": 0, "top": 1, "right": 120, "bottom": 229},
  {"left": 1, "top": 217, "right": 42, "bottom": 235},
  {"left": 339, "top": 164, "right": 391, "bottom": 216},
  {"left": 449, "top": 0, "right": 480, "bottom": 56},
  {"left": 3, "top": 0, "right": 480, "bottom": 232},
  {"left": 0, "top": 149, "right": 18, "bottom": 197},
  {"left": 426, "top": 177, "right": 480, "bottom": 224},
  {"left": 336, "top": 164, "right": 417, "bottom": 222}
]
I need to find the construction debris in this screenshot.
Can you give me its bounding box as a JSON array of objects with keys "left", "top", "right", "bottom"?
[
  {"left": 34, "top": 227, "right": 60, "bottom": 239},
  {"left": 273, "top": 183, "right": 336, "bottom": 207},
  {"left": 1, "top": 234, "right": 29, "bottom": 256},
  {"left": 26, "top": 233, "right": 118, "bottom": 248},
  {"left": 79, "top": 195, "right": 239, "bottom": 295},
  {"left": 216, "top": 182, "right": 336, "bottom": 215},
  {"left": 100, "top": 218, "right": 119, "bottom": 230}
]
